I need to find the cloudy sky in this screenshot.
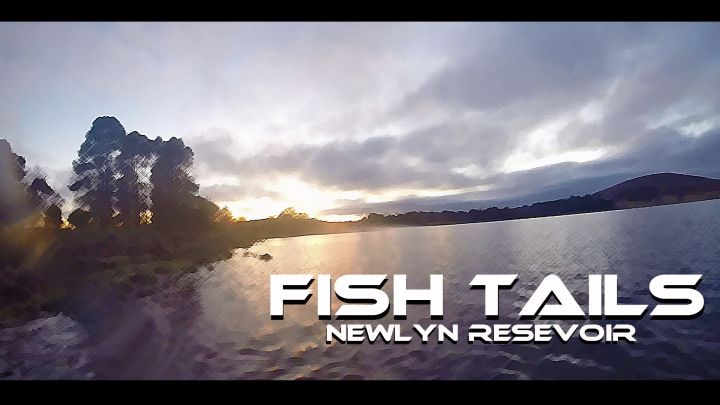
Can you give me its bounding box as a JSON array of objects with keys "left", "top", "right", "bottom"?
[{"left": 1, "top": 22, "right": 719, "bottom": 220}]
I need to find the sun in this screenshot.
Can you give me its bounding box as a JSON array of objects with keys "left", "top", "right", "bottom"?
[{"left": 214, "top": 177, "right": 363, "bottom": 221}]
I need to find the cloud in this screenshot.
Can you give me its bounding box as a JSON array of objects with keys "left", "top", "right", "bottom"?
[
  {"left": 194, "top": 129, "right": 487, "bottom": 192},
  {"left": 3, "top": 22, "right": 720, "bottom": 218},
  {"left": 321, "top": 127, "right": 720, "bottom": 215}
]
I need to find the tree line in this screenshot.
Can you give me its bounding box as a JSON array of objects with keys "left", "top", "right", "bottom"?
[{"left": 1, "top": 116, "right": 229, "bottom": 231}]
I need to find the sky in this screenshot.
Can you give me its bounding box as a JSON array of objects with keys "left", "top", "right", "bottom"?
[{"left": 1, "top": 22, "right": 720, "bottom": 221}]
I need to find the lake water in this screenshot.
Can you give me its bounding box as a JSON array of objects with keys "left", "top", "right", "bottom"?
[{"left": 3, "top": 200, "right": 720, "bottom": 379}]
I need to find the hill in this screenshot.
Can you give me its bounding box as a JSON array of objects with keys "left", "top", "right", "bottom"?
[
  {"left": 591, "top": 172, "right": 720, "bottom": 208},
  {"left": 359, "top": 173, "right": 720, "bottom": 227}
]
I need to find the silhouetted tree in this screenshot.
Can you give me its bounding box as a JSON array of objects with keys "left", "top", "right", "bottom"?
[
  {"left": 214, "top": 206, "right": 235, "bottom": 224},
  {"left": 0, "top": 139, "right": 30, "bottom": 224},
  {"left": 69, "top": 117, "right": 126, "bottom": 226},
  {"left": 363, "top": 213, "right": 384, "bottom": 224},
  {"left": 212, "top": 206, "right": 247, "bottom": 224},
  {"left": 27, "top": 175, "right": 64, "bottom": 214},
  {"left": 68, "top": 208, "right": 92, "bottom": 230},
  {"left": 43, "top": 204, "right": 63, "bottom": 229},
  {"left": 116, "top": 131, "right": 161, "bottom": 226},
  {"left": 187, "top": 195, "right": 221, "bottom": 229},
  {"left": 150, "top": 137, "right": 203, "bottom": 229},
  {"left": 0, "top": 139, "right": 63, "bottom": 226},
  {"left": 66, "top": 118, "right": 217, "bottom": 230},
  {"left": 276, "top": 207, "right": 310, "bottom": 220}
]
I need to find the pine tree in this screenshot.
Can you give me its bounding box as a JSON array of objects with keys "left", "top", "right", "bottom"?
[{"left": 69, "top": 117, "right": 125, "bottom": 226}]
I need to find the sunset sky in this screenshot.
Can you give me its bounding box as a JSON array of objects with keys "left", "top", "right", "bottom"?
[{"left": 1, "top": 22, "right": 719, "bottom": 220}]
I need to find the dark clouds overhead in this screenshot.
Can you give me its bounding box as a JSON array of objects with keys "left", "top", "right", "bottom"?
[
  {"left": 190, "top": 22, "right": 720, "bottom": 216},
  {"left": 3, "top": 22, "right": 720, "bottom": 218}
]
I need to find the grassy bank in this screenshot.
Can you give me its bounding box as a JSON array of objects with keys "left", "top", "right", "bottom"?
[
  {"left": 0, "top": 216, "right": 363, "bottom": 328},
  {"left": 0, "top": 226, "right": 260, "bottom": 327}
]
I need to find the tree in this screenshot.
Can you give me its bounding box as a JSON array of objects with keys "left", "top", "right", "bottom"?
[
  {"left": 276, "top": 207, "right": 310, "bottom": 220},
  {"left": 68, "top": 208, "right": 92, "bottom": 230},
  {"left": 116, "top": 131, "right": 161, "bottom": 226},
  {"left": 0, "top": 139, "right": 63, "bottom": 226},
  {"left": 27, "top": 175, "right": 64, "bottom": 215},
  {"left": 69, "top": 117, "right": 125, "bottom": 226},
  {"left": 43, "top": 204, "right": 63, "bottom": 229},
  {"left": 66, "top": 118, "right": 214, "bottom": 230},
  {"left": 188, "top": 195, "right": 221, "bottom": 229},
  {"left": 0, "top": 139, "right": 30, "bottom": 224},
  {"left": 362, "top": 213, "right": 385, "bottom": 224},
  {"left": 149, "top": 137, "right": 202, "bottom": 229},
  {"left": 214, "top": 206, "right": 235, "bottom": 224}
]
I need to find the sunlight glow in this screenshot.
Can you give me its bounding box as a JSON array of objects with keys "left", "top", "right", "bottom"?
[
  {"left": 215, "top": 177, "right": 490, "bottom": 222},
  {"left": 217, "top": 177, "right": 365, "bottom": 221},
  {"left": 317, "top": 214, "right": 365, "bottom": 222}
]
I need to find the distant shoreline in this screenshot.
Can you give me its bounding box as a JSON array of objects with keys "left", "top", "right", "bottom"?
[
  {"left": 256, "top": 193, "right": 720, "bottom": 241},
  {"left": 345, "top": 173, "right": 720, "bottom": 229}
]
